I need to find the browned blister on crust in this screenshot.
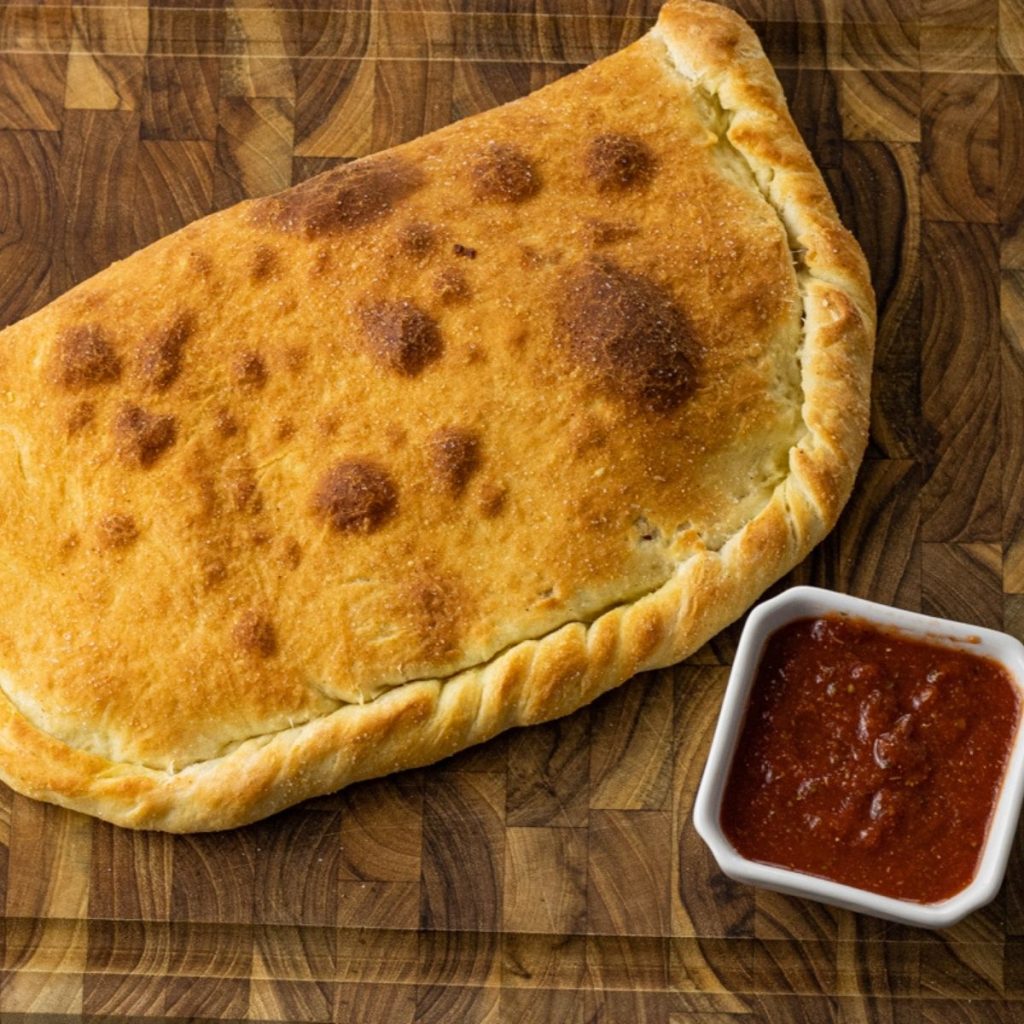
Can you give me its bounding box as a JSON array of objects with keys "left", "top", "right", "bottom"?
[
  {"left": 556, "top": 258, "right": 698, "bottom": 413},
  {"left": 359, "top": 300, "right": 443, "bottom": 377},
  {"left": 252, "top": 156, "right": 425, "bottom": 237},
  {"left": 234, "top": 611, "right": 278, "bottom": 659},
  {"left": 136, "top": 312, "right": 194, "bottom": 392},
  {"left": 586, "top": 133, "right": 656, "bottom": 191},
  {"left": 0, "top": 0, "right": 873, "bottom": 831},
  {"left": 312, "top": 460, "right": 399, "bottom": 533},
  {"left": 113, "top": 405, "right": 177, "bottom": 468},
  {"left": 429, "top": 427, "right": 482, "bottom": 497},
  {"left": 97, "top": 514, "right": 139, "bottom": 550},
  {"left": 53, "top": 324, "right": 122, "bottom": 390},
  {"left": 470, "top": 142, "right": 541, "bottom": 203}
]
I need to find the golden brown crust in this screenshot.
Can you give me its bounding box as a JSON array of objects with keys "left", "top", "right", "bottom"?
[{"left": 0, "top": 0, "right": 874, "bottom": 831}]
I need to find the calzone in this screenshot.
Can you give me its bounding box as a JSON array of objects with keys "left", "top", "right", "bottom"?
[{"left": 0, "top": 0, "right": 874, "bottom": 830}]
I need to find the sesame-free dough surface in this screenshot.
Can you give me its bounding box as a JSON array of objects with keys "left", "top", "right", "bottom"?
[{"left": 0, "top": 0, "right": 873, "bottom": 830}]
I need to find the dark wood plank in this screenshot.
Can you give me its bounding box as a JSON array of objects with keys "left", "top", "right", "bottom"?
[
  {"left": 247, "top": 808, "right": 346, "bottom": 928},
  {"left": 1000, "top": 74, "right": 1024, "bottom": 267},
  {"left": 82, "top": 967, "right": 165, "bottom": 1018},
  {"left": 132, "top": 139, "right": 215, "bottom": 248},
  {"left": 831, "top": 141, "right": 922, "bottom": 460},
  {"left": 253, "top": 923, "right": 337, "bottom": 988},
  {"left": 85, "top": 920, "right": 164, "bottom": 981},
  {"left": 297, "top": 5, "right": 375, "bottom": 61},
  {"left": 585, "top": 934, "right": 673, "bottom": 992},
  {"left": 1006, "top": 792, "right": 1024, "bottom": 938},
  {"left": 372, "top": 51, "right": 453, "bottom": 151},
  {"left": 65, "top": 6, "right": 145, "bottom": 112},
  {"left": 413, "top": 982, "right": 497, "bottom": 1024},
  {"left": 506, "top": 715, "right": 590, "bottom": 827},
  {"left": 1002, "top": 0, "right": 1024, "bottom": 74},
  {"left": 170, "top": 832, "right": 255, "bottom": 925},
  {"left": 451, "top": 60, "right": 578, "bottom": 121},
  {"left": 757, "top": 15, "right": 840, "bottom": 71},
  {"left": 338, "top": 776, "right": 424, "bottom": 880},
  {"left": 921, "top": 73, "right": 999, "bottom": 223},
  {"left": 6, "top": 799, "right": 91, "bottom": 921},
  {"left": 922, "top": 0, "right": 997, "bottom": 29},
  {"left": 503, "top": 826, "right": 586, "bottom": 934},
  {"left": 54, "top": 109, "right": 140, "bottom": 294},
  {"left": 835, "top": 927, "right": 922, "bottom": 1004},
  {"left": 671, "top": 936, "right": 756, "bottom": 1004},
  {"left": 586, "top": 989, "right": 674, "bottom": 1024},
  {"left": 499, "top": 988, "right": 586, "bottom": 1024},
  {"left": 214, "top": 94, "right": 294, "bottom": 205},
  {"left": 587, "top": 809, "right": 672, "bottom": 936},
  {"left": 336, "top": 981, "right": 416, "bottom": 1024},
  {"left": 141, "top": 55, "right": 219, "bottom": 141},
  {"left": 752, "top": 937, "right": 838, "bottom": 998},
  {"left": 501, "top": 932, "right": 588, "bottom": 990},
  {"left": 0, "top": 52, "right": 64, "bottom": 130},
  {"left": 921, "top": 23, "right": 997, "bottom": 73},
  {"left": 843, "top": 0, "right": 917, "bottom": 26},
  {"left": 415, "top": 930, "right": 500, "bottom": 1020},
  {"left": 247, "top": 976, "right": 336, "bottom": 1023},
  {"left": 843, "top": 18, "right": 919, "bottom": 72},
  {"left": 921, "top": 542, "right": 1003, "bottom": 628},
  {"left": 895, "top": 1000, "right": 1024, "bottom": 1024},
  {"left": 920, "top": 221, "right": 1000, "bottom": 542},
  {"left": 673, "top": 667, "right": 755, "bottom": 940},
  {"left": 147, "top": 5, "right": 225, "bottom": 58},
  {"left": 419, "top": 772, "right": 504, "bottom": 933},
  {"left": 0, "top": 129, "right": 58, "bottom": 327},
  {"left": 831, "top": 460, "right": 921, "bottom": 606},
  {"left": 87, "top": 824, "right": 172, "bottom": 922},
  {"left": 295, "top": 57, "right": 375, "bottom": 159},
  {"left": 589, "top": 671, "right": 674, "bottom": 811},
  {"left": 1, "top": 964, "right": 84, "bottom": 1018},
  {"left": 221, "top": 5, "right": 299, "bottom": 100},
  {"left": 5, "top": 917, "right": 87, "bottom": 980},
  {"left": 778, "top": 66, "right": 842, "bottom": 167},
  {"left": 916, "top": 936, "right": 1005, "bottom": 999},
  {"left": 163, "top": 975, "right": 250, "bottom": 1019},
  {"left": 0, "top": 4, "right": 70, "bottom": 56},
  {"left": 839, "top": 70, "right": 920, "bottom": 142},
  {"left": 1002, "top": 270, "right": 1024, "bottom": 590},
  {"left": 1007, "top": 937, "right": 1024, "bottom": 992}
]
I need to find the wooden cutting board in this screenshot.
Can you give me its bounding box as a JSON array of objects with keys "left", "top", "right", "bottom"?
[{"left": 0, "top": 1, "right": 1022, "bottom": 1020}]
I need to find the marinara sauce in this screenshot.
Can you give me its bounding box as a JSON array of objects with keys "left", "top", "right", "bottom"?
[{"left": 720, "top": 616, "right": 1022, "bottom": 903}]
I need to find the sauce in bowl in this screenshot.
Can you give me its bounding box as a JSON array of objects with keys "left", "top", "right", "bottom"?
[{"left": 720, "top": 615, "right": 1023, "bottom": 903}]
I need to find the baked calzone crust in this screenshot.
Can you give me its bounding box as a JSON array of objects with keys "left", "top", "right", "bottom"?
[{"left": 0, "top": 0, "right": 873, "bottom": 830}]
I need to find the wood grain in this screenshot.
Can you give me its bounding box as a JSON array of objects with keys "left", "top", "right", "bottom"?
[
  {"left": 920, "top": 220, "right": 1001, "bottom": 542},
  {"left": 589, "top": 671, "right": 674, "bottom": 810},
  {"left": 54, "top": 109, "right": 140, "bottom": 295},
  {"left": 0, "top": 129, "right": 58, "bottom": 328},
  {"left": 830, "top": 140, "right": 921, "bottom": 458},
  {"left": 505, "top": 716, "right": 591, "bottom": 827},
  {"left": 1001, "top": 74, "right": 1024, "bottom": 267},
  {"left": 839, "top": 69, "right": 920, "bottom": 142},
  {"left": 1, "top": 0, "right": 1023, "bottom": 1020},
  {"left": 1004, "top": 271, "right": 1024, "bottom": 591},
  {"left": 65, "top": 8, "right": 144, "bottom": 114},
  {"left": 503, "top": 826, "right": 587, "bottom": 934},
  {"left": 214, "top": 94, "right": 293, "bottom": 206},
  {"left": 921, "top": 72, "right": 998, "bottom": 222},
  {"left": 221, "top": 7, "right": 297, "bottom": 101}
]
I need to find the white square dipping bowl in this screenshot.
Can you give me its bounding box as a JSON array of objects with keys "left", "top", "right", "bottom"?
[{"left": 692, "top": 585, "right": 1024, "bottom": 929}]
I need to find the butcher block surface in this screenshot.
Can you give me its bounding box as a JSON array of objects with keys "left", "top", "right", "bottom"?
[{"left": 0, "top": 0, "right": 1022, "bottom": 1021}]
